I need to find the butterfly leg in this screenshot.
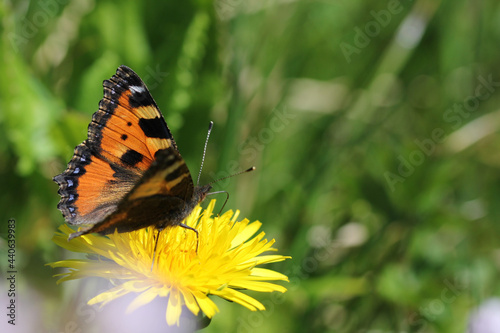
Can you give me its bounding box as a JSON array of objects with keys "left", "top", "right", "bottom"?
[
  {"left": 151, "top": 229, "right": 161, "bottom": 271},
  {"left": 206, "top": 191, "right": 229, "bottom": 216},
  {"left": 179, "top": 223, "right": 199, "bottom": 253},
  {"left": 68, "top": 228, "right": 92, "bottom": 241}
]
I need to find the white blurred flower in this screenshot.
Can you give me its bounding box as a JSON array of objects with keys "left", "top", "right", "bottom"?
[{"left": 468, "top": 298, "right": 500, "bottom": 333}]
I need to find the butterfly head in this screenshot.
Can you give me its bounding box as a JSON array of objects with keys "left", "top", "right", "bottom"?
[{"left": 193, "top": 184, "right": 212, "bottom": 205}]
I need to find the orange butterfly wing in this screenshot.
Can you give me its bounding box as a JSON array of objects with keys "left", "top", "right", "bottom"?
[
  {"left": 54, "top": 66, "right": 186, "bottom": 226},
  {"left": 66, "top": 147, "right": 212, "bottom": 239}
]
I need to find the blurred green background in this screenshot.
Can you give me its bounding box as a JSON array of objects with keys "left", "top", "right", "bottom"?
[{"left": 1, "top": 0, "right": 500, "bottom": 332}]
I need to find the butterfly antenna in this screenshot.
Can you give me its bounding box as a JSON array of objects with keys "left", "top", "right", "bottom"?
[
  {"left": 206, "top": 167, "right": 254, "bottom": 215},
  {"left": 207, "top": 166, "right": 256, "bottom": 187},
  {"left": 197, "top": 121, "right": 214, "bottom": 186}
]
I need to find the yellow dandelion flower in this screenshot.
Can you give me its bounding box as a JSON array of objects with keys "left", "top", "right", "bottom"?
[{"left": 48, "top": 200, "right": 290, "bottom": 326}]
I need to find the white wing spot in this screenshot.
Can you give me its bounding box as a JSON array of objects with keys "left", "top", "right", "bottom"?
[
  {"left": 73, "top": 167, "right": 80, "bottom": 174},
  {"left": 67, "top": 179, "right": 73, "bottom": 187},
  {"left": 130, "top": 85, "right": 146, "bottom": 94}
]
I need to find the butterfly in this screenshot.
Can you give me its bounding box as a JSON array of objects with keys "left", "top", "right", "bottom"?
[{"left": 54, "top": 65, "right": 212, "bottom": 241}]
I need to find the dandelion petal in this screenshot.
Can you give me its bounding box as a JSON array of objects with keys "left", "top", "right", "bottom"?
[
  {"left": 166, "top": 289, "right": 182, "bottom": 326},
  {"left": 126, "top": 289, "right": 157, "bottom": 313}
]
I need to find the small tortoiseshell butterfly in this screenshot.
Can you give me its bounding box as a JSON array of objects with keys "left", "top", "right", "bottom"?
[{"left": 54, "top": 65, "right": 212, "bottom": 240}]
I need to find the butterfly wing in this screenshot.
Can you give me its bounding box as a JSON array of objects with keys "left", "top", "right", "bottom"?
[
  {"left": 67, "top": 147, "right": 198, "bottom": 239},
  {"left": 54, "top": 65, "right": 180, "bottom": 226}
]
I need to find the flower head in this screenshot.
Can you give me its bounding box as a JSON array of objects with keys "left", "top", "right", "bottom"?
[{"left": 48, "top": 200, "right": 290, "bottom": 326}]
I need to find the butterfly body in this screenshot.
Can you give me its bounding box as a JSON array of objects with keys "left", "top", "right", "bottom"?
[{"left": 54, "top": 65, "right": 211, "bottom": 240}]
